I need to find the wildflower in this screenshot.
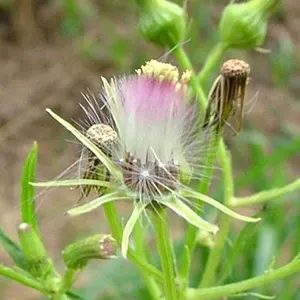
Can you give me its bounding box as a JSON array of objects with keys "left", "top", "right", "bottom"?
[
  {"left": 39, "top": 60, "right": 259, "bottom": 257},
  {"left": 203, "top": 59, "right": 250, "bottom": 134}
]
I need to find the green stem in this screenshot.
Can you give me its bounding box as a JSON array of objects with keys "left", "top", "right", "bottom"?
[
  {"left": 103, "top": 202, "right": 164, "bottom": 282},
  {"left": 197, "top": 42, "right": 228, "bottom": 85},
  {"left": 199, "top": 140, "right": 234, "bottom": 288},
  {"left": 173, "top": 44, "right": 230, "bottom": 284},
  {"left": 152, "top": 207, "right": 177, "bottom": 300},
  {"left": 60, "top": 268, "right": 78, "bottom": 295},
  {"left": 187, "top": 257, "right": 300, "bottom": 299},
  {"left": 0, "top": 264, "right": 45, "bottom": 292},
  {"left": 231, "top": 177, "right": 300, "bottom": 207},
  {"left": 173, "top": 46, "right": 207, "bottom": 110},
  {"left": 181, "top": 135, "right": 219, "bottom": 266},
  {"left": 134, "top": 221, "right": 162, "bottom": 300}
]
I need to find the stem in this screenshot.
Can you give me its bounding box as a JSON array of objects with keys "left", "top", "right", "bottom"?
[
  {"left": 187, "top": 257, "right": 300, "bottom": 299},
  {"left": 181, "top": 135, "right": 219, "bottom": 265},
  {"left": 134, "top": 221, "right": 162, "bottom": 300},
  {"left": 231, "top": 177, "right": 300, "bottom": 207},
  {"left": 199, "top": 140, "right": 234, "bottom": 288},
  {"left": 0, "top": 264, "right": 45, "bottom": 292},
  {"left": 103, "top": 202, "right": 164, "bottom": 282},
  {"left": 152, "top": 207, "right": 177, "bottom": 300},
  {"left": 173, "top": 44, "right": 230, "bottom": 284},
  {"left": 173, "top": 47, "right": 207, "bottom": 110},
  {"left": 197, "top": 42, "right": 228, "bottom": 85},
  {"left": 60, "top": 268, "right": 78, "bottom": 295}
]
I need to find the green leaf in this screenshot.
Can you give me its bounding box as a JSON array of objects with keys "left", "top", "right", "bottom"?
[
  {"left": 67, "top": 192, "right": 129, "bottom": 216},
  {"left": 66, "top": 291, "right": 87, "bottom": 300},
  {"left": 122, "top": 202, "right": 147, "bottom": 258},
  {"left": 180, "top": 189, "right": 261, "bottom": 223},
  {"left": 0, "top": 228, "right": 27, "bottom": 270},
  {"left": 21, "top": 142, "right": 40, "bottom": 236},
  {"left": 158, "top": 196, "right": 219, "bottom": 234},
  {"left": 32, "top": 179, "right": 116, "bottom": 189}
]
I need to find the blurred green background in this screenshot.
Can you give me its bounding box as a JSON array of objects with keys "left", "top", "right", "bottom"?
[{"left": 0, "top": 0, "right": 299, "bottom": 299}]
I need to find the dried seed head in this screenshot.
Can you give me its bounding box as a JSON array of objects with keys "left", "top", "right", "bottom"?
[
  {"left": 221, "top": 59, "right": 250, "bottom": 78},
  {"left": 77, "top": 124, "right": 117, "bottom": 201},
  {"left": 204, "top": 59, "right": 251, "bottom": 134},
  {"left": 86, "top": 124, "right": 117, "bottom": 153}
]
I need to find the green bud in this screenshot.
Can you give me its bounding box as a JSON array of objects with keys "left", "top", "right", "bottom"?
[
  {"left": 219, "top": 0, "right": 279, "bottom": 49},
  {"left": 62, "top": 234, "right": 117, "bottom": 269},
  {"left": 18, "top": 223, "right": 56, "bottom": 278},
  {"left": 135, "top": 0, "right": 186, "bottom": 48},
  {"left": 197, "top": 230, "right": 215, "bottom": 249}
]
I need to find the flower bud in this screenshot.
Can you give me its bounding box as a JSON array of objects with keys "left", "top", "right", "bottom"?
[
  {"left": 62, "top": 234, "right": 117, "bottom": 269},
  {"left": 219, "top": 0, "right": 279, "bottom": 49},
  {"left": 135, "top": 0, "right": 186, "bottom": 48},
  {"left": 197, "top": 230, "right": 215, "bottom": 249},
  {"left": 18, "top": 223, "right": 56, "bottom": 278}
]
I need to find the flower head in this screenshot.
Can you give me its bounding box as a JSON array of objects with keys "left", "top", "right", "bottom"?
[
  {"left": 41, "top": 60, "right": 260, "bottom": 257},
  {"left": 204, "top": 59, "right": 250, "bottom": 134}
]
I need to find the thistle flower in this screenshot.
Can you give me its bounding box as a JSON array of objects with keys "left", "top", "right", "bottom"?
[
  {"left": 203, "top": 59, "right": 250, "bottom": 134},
  {"left": 38, "top": 60, "right": 259, "bottom": 257}
]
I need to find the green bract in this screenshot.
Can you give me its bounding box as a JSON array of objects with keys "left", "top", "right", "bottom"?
[
  {"left": 136, "top": 0, "right": 186, "bottom": 47},
  {"left": 219, "top": 0, "right": 279, "bottom": 49}
]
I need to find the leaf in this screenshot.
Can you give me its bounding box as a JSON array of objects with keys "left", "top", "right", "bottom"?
[
  {"left": 0, "top": 228, "right": 27, "bottom": 270},
  {"left": 67, "top": 192, "right": 129, "bottom": 216},
  {"left": 32, "top": 179, "right": 116, "bottom": 189},
  {"left": 158, "top": 196, "right": 219, "bottom": 234},
  {"left": 46, "top": 109, "right": 122, "bottom": 181},
  {"left": 181, "top": 189, "right": 261, "bottom": 223},
  {"left": 21, "top": 142, "right": 40, "bottom": 236},
  {"left": 122, "top": 202, "right": 147, "bottom": 258},
  {"left": 66, "top": 290, "right": 88, "bottom": 300}
]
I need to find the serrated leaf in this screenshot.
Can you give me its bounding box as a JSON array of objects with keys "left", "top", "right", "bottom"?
[
  {"left": 0, "top": 228, "right": 27, "bottom": 270},
  {"left": 21, "top": 142, "right": 40, "bottom": 236}
]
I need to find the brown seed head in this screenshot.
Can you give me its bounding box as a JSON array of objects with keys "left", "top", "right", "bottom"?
[{"left": 221, "top": 59, "right": 250, "bottom": 78}]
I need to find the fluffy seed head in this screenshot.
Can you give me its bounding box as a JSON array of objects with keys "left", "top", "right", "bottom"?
[{"left": 80, "top": 60, "right": 201, "bottom": 199}]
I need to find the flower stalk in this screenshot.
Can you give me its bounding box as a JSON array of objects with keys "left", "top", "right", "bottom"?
[
  {"left": 187, "top": 256, "right": 300, "bottom": 299},
  {"left": 152, "top": 206, "right": 178, "bottom": 300}
]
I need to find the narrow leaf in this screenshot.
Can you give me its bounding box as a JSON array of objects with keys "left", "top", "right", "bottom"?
[
  {"left": 32, "top": 179, "right": 116, "bottom": 189},
  {"left": 21, "top": 142, "right": 40, "bottom": 236},
  {"left": 158, "top": 197, "right": 219, "bottom": 234},
  {"left": 181, "top": 189, "right": 261, "bottom": 223},
  {"left": 0, "top": 228, "right": 27, "bottom": 270},
  {"left": 46, "top": 109, "right": 122, "bottom": 181},
  {"left": 68, "top": 193, "right": 128, "bottom": 216},
  {"left": 122, "top": 202, "right": 147, "bottom": 258}
]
